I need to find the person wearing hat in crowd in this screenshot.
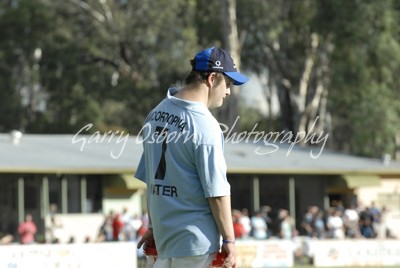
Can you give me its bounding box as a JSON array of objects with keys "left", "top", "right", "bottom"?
[{"left": 136, "top": 47, "right": 249, "bottom": 268}]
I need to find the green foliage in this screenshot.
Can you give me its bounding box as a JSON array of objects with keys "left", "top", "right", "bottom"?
[
  {"left": 237, "top": 0, "right": 400, "bottom": 158},
  {"left": 238, "top": 106, "right": 280, "bottom": 134},
  {"left": 328, "top": 0, "right": 400, "bottom": 157},
  {"left": 194, "top": 0, "right": 222, "bottom": 48},
  {"left": 0, "top": 0, "right": 52, "bottom": 131},
  {"left": 0, "top": 0, "right": 200, "bottom": 134},
  {"left": 0, "top": 0, "right": 399, "bottom": 158}
]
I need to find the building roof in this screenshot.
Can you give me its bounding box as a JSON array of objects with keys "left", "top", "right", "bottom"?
[{"left": 1, "top": 133, "right": 400, "bottom": 176}]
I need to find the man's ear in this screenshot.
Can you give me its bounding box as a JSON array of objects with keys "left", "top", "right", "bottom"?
[{"left": 207, "top": 72, "right": 216, "bottom": 87}]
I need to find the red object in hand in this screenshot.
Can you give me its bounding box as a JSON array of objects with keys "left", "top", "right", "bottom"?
[
  {"left": 209, "top": 252, "right": 225, "bottom": 268},
  {"left": 144, "top": 246, "right": 158, "bottom": 256},
  {"left": 144, "top": 240, "right": 158, "bottom": 256},
  {"left": 144, "top": 240, "right": 158, "bottom": 266}
]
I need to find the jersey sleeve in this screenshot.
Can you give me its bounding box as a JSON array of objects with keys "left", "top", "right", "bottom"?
[{"left": 194, "top": 144, "right": 230, "bottom": 198}]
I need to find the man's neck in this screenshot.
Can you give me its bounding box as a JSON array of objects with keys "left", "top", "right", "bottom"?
[{"left": 174, "top": 84, "right": 209, "bottom": 107}]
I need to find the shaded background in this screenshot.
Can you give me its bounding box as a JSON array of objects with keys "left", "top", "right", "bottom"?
[{"left": 1, "top": 0, "right": 399, "bottom": 159}]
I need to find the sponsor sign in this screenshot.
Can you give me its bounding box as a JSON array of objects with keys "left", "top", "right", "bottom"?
[
  {"left": 0, "top": 242, "right": 137, "bottom": 268},
  {"left": 312, "top": 240, "right": 400, "bottom": 267},
  {"left": 236, "top": 240, "right": 294, "bottom": 267}
]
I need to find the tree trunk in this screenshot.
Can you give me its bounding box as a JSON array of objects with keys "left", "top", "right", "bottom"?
[
  {"left": 298, "top": 34, "right": 333, "bottom": 142},
  {"left": 219, "top": 0, "right": 241, "bottom": 131}
]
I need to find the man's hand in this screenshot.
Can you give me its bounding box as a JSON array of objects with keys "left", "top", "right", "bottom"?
[
  {"left": 221, "top": 242, "right": 236, "bottom": 268},
  {"left": 136, "top": 228, "right": 154, "bottom": 249}
]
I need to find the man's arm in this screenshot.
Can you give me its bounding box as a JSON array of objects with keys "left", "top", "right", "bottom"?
[{"left": 208, "top": 195, "right": 236, "bottom": 268}]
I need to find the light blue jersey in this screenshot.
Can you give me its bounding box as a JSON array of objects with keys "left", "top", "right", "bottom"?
[{"left": 135, "top": 87, "right": 231, "bottom": 259}]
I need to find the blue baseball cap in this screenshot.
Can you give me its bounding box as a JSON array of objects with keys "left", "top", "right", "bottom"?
[{"left": 192, "top": 47, "right": 249, "bottom": 85}]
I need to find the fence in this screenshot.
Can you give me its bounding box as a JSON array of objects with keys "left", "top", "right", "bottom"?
[{"left": 1, "top": 238, "right": 400, "bottom": 267}]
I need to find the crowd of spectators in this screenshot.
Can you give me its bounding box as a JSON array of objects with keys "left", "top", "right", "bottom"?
[
  {"left": 1, "top": 201, "right": 396, "bottom": 245},
  {"left": 231, "top": 201, "right": 396, "bottom": 240},
  {"left": 97, "top": 207, "right": 149, "bottom": 243},
  {"left": 300, "top": 201, "right": 395, "bottom": 239},
  {"left": 231, "top": 206, "right": 296, "bottom": 240},
  {"left": 0, "top": 207, "right": 150, "bottom": 245}
]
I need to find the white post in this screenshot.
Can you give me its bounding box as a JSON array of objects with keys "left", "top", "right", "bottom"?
[
  {"left": 80, "top": 176, "right": 87, "bottom": 213},
  {"left": 18, "top": 177, "right": 24, "bottom": 223},
  {"left": 41, "top": 176, "right": 49, "bottom": 218},
  {"left": 253, "top": 177, "right": 260, "bottom": 212},
  {"left": 289, "top": 177, "right": 296, "bottom": 225},
  {"left": 61, "top": 176, "right": 68, "bottom": 213}
]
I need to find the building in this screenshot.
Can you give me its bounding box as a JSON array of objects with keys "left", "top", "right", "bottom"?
[{"left": 1, "top": 132, "right": 400, "bottom": 240}]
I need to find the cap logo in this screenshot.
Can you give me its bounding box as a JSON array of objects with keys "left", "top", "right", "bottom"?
[{"left": 213, "top": 60, "right": 224, "bottom": 70}]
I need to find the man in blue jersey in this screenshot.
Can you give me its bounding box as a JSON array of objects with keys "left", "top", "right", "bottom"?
[{"left": 136, "top": 47, "right": 249, "bottom": 268}]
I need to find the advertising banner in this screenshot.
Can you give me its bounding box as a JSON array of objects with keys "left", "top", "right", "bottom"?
[
  {"left": 312, "top": 240, "right": 400, "bottom": 267},
  {"left": 0, "top": 242, "right": 137, "bottom": 268},
  {"left": 236, "top": 240, "right": 294, "bottom": 267}
]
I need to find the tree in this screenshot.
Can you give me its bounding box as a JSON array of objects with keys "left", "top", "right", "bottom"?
[
  {"left": 219, "top": 0, "right": 242, "bottom": 129},
  {"left": 0, "top": 0, "right": 52, "bottom": 131},
  {"left": 238, "top": 0, "right": 400, "bottom": 158},
  {"left": 0, "top": 0, "right": 199, "bottom": 133},
  {"left": 1, "top": 0, "right": 399, "bottom": 159},
  {"left": 238, "top": 0, "right": 333, "bottom": 138},
  {"left": 326, "top": 0, "right": 400, "bottom": 157}
]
